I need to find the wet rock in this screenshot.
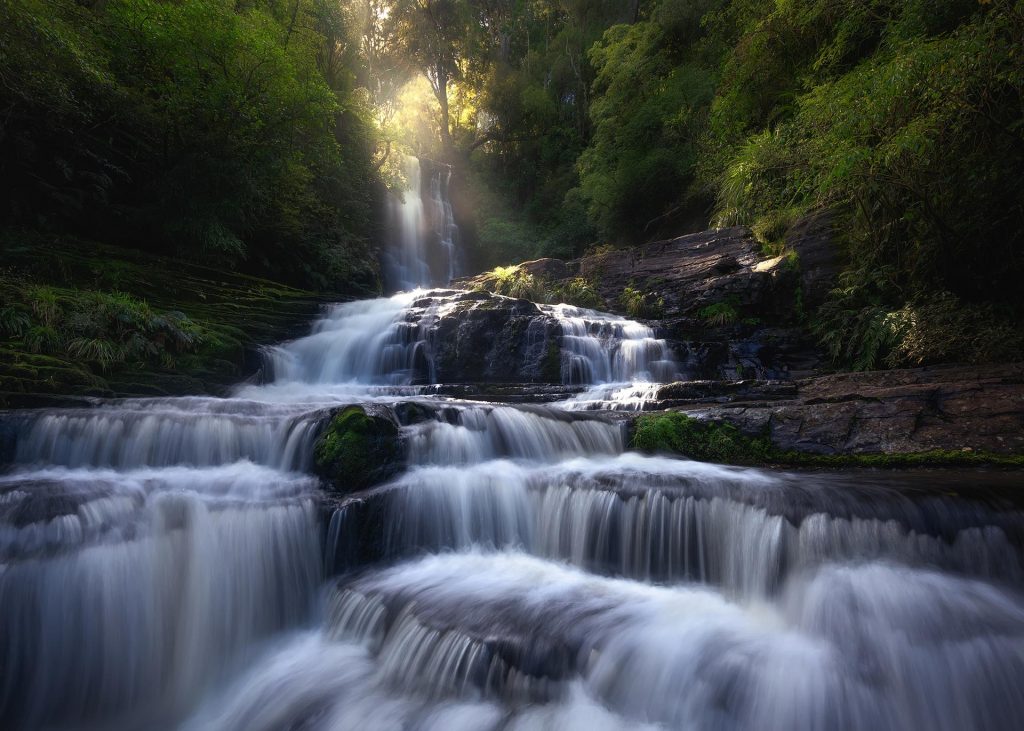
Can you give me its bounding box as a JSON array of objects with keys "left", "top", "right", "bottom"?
[
  {"left": 314, "top": 406, "right": 403, "bottom": 492},
  {"left": 456, "top": 228, "right": 821, "bottom": 379},
  {"left": 400, "top": 290, "right": 563, "bottom": 384},
  {"left": 569, "top": 227, "right": 795, "bottom": 321},
  {"left": 425, "top": 383, "right": 586, "bottom": 403},
  {"left": 661, "top": 363, "right": 1024, "bottom": 457}
]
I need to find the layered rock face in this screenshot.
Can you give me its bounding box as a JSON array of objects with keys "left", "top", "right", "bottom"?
[
  {"left": 460, "top": 226, "right": 797, "bottom": 320},
  {"left": 459, "top": 227, "right": 821, "bottom": 380},
  {"left": 446, "top": 226, "right": 1023, "bottom": 461},
  {"left": 407, "top": 290, "right": 562, "bottom": 384},
  {"left": 666, "top": 363, "right": 1024, "bottom": 456}
]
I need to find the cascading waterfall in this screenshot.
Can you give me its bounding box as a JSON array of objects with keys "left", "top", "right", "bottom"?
[
  {"left": 251, "top": 292, "right": 426, "bottom": 398},
  {"left": 544, "top": 303, "right": 681, "bottom": 409},
  {"left": 0, "top": 463, "right": 321, "bottom": 729},
  {"left": 384, "top": 156, "right": 460, "bottom": 292},
  {"left": 429, "top": 163, "right": 460, "bottom": 285},
  {"left": 2, "top": 278, "right": 1023, "bottom": 730}
]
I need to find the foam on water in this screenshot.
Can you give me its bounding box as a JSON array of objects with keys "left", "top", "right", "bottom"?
[
  {"left": 2, "top": 285, "right": 1022, "bottom": 730},
  {"left": 182, "top": 551, "right": 1024, "bottom": 731}
]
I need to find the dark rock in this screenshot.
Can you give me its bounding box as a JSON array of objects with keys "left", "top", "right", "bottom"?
[
  {"left": 785, "top": 209, "right": 842, "bottom": 312},
  {"left": 663, "top": 363, "right": 1024, "bottom": 456},
  {"left": 424, "top": 383, "right": 586, "bottom": 403},
  {"left": 712, "top": 255, "right": 742, "bottom": 274},
  {"left": 399, "top": 290, "right": 563, "bottom": 384},
  {"left": 454, "top": 228, "right": 826, "bottom": 379},
  {"left": 314, "top": 405, "right": 404, "bottom": 492},
  {"left": 518, "top": 258, "right": 574, "bottom": 281}
]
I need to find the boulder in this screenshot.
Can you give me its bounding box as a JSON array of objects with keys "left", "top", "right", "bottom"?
[
  {"left": 402, "top": 290, "right": 563, "bottom": 384},
  {"left": 314, "top": 405, "right": 403, "bottom": 492}
]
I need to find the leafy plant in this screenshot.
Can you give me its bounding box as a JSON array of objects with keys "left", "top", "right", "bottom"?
[
  {"left": 620, "top": 283, "right": 665, "bottom": 319},
  {"left": 552, "top": 277, "right": 604, "bottom": 309},
  {"left": 700, "top": 302, "right": 739, "bottom": 326},
  {"left": 0, "top": 306, "right": 31, "bottom": 337}
]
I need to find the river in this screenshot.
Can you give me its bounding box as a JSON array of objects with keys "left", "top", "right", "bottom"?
[
  {"left": 3, "top": 161, "right": 1024, "bottom": 729},
  {"left": 2, "top": 287, "right": 1023, "bottom": 730}
]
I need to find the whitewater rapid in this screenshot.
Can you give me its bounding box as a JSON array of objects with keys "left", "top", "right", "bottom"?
[{"left": 1, "top": 290, "right": 1022, "bottom": 730}]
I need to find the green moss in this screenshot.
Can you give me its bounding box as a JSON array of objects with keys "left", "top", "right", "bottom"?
[
  {"left": 541, "top": 338, "right": 563, "bottom": 382},
  {"left": 313, "top": 406, "right": 402, "bottom": 492},
  {"left": 631, "top": 412, "right": 1024, "bottom": 468},
  {"left": 632, "top": 412, "right": 774, "bottom": 465}
]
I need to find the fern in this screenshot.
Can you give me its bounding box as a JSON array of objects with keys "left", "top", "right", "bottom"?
[
  {"left": 68, "top": 337, "right": 125, "bottom": 370},
  {"left": 700, "top": 302, "right": 739, "bottom": 326},
  {"left": 0, "top": 306, "right": 31, "bottom": 337}
]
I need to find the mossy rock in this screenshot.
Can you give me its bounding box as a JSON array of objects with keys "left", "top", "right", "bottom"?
[
  {"left": 314, "top": 406, "right": 403, "bottom": 492},
  {"left": 632, "top": 412, "right": 774, "bottom": 465},
  {"left": 630, "top": 412, "right": 1024, "bottom": 468},
  {"left": 541, "top": 338, "right": 563, "bottom": 383}
]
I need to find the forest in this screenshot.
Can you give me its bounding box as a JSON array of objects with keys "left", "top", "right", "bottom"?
[
  {"left": 3, "top": 4, "right": 1024, "bottom": 729},
  {"left": 1, "top": 0, "right": 1023, "bottom": 386}
]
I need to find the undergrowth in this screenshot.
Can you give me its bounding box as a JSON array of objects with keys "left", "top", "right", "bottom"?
[
  {"left": 477, "top": 266, "right": 605, "bottom": 309},
  {"left": 0, "top": 276, "right": 205, "bottom": 372}
]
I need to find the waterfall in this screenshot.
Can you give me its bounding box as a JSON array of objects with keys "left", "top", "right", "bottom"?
[
  {"left": 384, "top": 157, "right": 460, "bottom": 292},
  {"left": 542, "top": 303, "right": 681, "bottom": 410},
  {"left": 0, "top": 463, "right": 321, "bottom": 729},
  {"left": 3, "top": 276, "right": 1023, "bottom": 731},
  {"left": 429, "top": 163, "right": 460, "bottom": 285}
]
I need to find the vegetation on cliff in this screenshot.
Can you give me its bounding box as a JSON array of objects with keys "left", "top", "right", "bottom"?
[
  {"left": 355, "top": 0, "right": 1023, "bottom": 370},
  {"left": 3, "top": 0, "right": 1022, "bottom": 384},
  {"left": 0, "top": 235, "right": 326, "bottom": 403},
  {"left": 1, "top": 0, "right": 383, "bottom": 396}
]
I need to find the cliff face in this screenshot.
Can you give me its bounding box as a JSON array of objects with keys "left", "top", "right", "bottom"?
[
  {"left": 458, "top": 226, "right": 825, "bottom": 381},
  {"left": 651, "top": 364, "right": 1024, "bottom": 459},
  {"left": 460, "top": 227, "right": 796, "bottom": 319},
  {"left": 449, "top": 225, "right": 1023, "bottom": 462}
]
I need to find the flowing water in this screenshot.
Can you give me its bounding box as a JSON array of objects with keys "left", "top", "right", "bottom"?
[
  {"left": 383, "top": 157, "right": 460, "bottom": 291},
  {"left": 2, "top": 289, "right": 1023, "bottom": 730}
]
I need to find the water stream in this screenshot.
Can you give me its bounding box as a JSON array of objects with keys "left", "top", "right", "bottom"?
[
  {"left": 383, "top": 157, "right": 460, "bottom": 292},
  {"left": 2, "top": 288, "right": 1022, "bottom": 730}
]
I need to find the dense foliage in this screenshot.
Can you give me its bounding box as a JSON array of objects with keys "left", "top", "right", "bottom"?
[
  {"left": 1, "top": 0, "right": 379, "bottom": 291},
  {"left": 401, "top": 0, "right": 1023, "bottom": 368},
  {"left": 3, "top": 0, "right": 1022, "bottom": 373}
]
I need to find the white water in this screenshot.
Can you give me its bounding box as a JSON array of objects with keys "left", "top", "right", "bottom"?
[
  {"left": 384, "top": 157, "right": 460, "bottom": 291},
  {"left": 3, "top": 288, "right": 1023, "bottom": 730},
  {"left": 543, "top": 303, "right": 680, "bottom": 410}
]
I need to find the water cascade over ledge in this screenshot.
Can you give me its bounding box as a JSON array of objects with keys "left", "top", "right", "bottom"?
[{"left": 2, "top": 287, "right": 1023, "bottom": 730}]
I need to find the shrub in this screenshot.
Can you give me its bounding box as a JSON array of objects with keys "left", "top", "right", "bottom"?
[
  {"left": 620, "top": 283, "right": 665, "bottom": 319},
  {"left": 699, "top": 302, "right": 739, "bottom": 326}
]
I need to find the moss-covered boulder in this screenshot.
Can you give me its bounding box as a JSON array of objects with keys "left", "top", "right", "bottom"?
[
  {"left": 631, "top": 412, "right": 774, "bottom": 465},
  {"left": 313, "top": 406, "right": 403, "bottom": 492}
]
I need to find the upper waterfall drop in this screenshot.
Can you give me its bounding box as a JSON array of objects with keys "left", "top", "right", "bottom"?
[{"left": 384, "top": 156, "right": 460, "bottom": 292}]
